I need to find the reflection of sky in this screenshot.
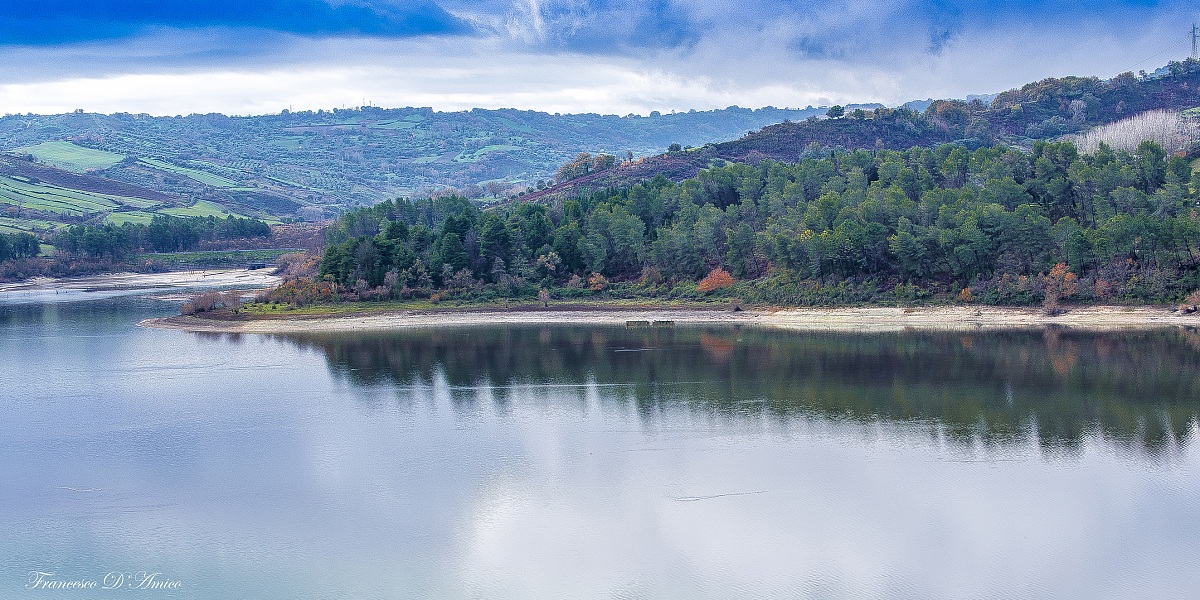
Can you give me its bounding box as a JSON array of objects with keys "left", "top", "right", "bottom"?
[{"left": 1, "top": 299, "right": 1198, "bottom": 598}]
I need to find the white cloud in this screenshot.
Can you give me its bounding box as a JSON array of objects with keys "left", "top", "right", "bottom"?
[{"left": 0, "top": 2, "right": 1194, "bottom": 116}]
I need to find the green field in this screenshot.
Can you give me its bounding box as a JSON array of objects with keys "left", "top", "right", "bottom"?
[
  {"left": 139, "top": 158, "right": 240, "bottom": 188},
  {"left": 0, "top": 215, "right": 58, "bottom": 233},
  {"left": 273, "top": 137, "right": 304, "bottom": 150},
  {"left": 159, "top": 200, "right": 245, "bottom": 219},
  {"left": 455, "top": 145, "right": 522, "bottom": 163},
  {"left": 143, "top": 248, "right": 302, "bottom": 267},
  {"left": 0, "top": 175, "right": 159, "bottom": 215},
  {"left": 371, "top": 120, "right": 419, "bottom": 130},
  {"left": 105, "top": 211, "right": 157, "bottom": 225},
  {"left": 11, "top": 141, "right": 126, "bottom": 172}
]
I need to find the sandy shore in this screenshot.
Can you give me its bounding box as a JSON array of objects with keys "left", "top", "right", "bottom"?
[
  {"left": 139, "top": 304, "right": 1198, "bottom": 334},
  {"left": 0, "top": 269, "right": 279, "bottom": 294},
  {"left": 0, "top": 269, "right": 280, "bottom": 303}
]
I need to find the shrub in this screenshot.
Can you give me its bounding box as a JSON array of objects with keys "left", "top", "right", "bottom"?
[
  {"left": 697, "top": 268, "right": 735, "bottom": 293},
  {"left": 588, "top": 272, "right": 608, "bottom": 292},
  {"left": 254, "top": 279, "right": 337, "bottom": 307},
  {"left": 180, "top": 290, "right": 244, "bottom": 314}
]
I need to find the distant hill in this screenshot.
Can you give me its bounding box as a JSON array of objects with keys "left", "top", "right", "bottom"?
[
  {"left": 0, "top": 105, "right": 836, "bottom": 222},
  {"left": 525, "top": 60, "right": 1200, "bottom": 202}
]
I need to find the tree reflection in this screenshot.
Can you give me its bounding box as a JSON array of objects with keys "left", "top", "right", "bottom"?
[{"left": 276, "top": 325, "right": 1200, "bottom": 452}]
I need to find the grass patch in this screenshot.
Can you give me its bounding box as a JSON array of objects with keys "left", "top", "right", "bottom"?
[
  {"left": 105, "top": 211, "right": 157, "bottom": 225},
  {"left": 142, "top": 248, "right": 302, "bottom": 266},
  {"left": 454, "top": 145, "right": 522, "bottom": 163},
  {"left": 371, "top": 120, "right": 419, "bottom": 130},
  {"left": 139, "top": 158, "right": 239, "bottom": 188},
  {"left": 272, "top": 137, "right": 304, "bottom": 150},
  {"left": 11, "top": 141, "right": 125, "bottom": 172},
  {"left": 0, "top": 216, "right": 58, "bottom": 232},
  {"left": 159, "top": 200, "right": 244, "bottom": 219}
]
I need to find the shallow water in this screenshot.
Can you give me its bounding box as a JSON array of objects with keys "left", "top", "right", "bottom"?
[{"left": 2, "top": 295, "right": 1199, "bottom": 599}]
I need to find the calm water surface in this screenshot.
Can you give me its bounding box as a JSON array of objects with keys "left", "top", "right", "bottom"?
[{"left": 1, "top": 293, "right": 1199, "bottom": 599}]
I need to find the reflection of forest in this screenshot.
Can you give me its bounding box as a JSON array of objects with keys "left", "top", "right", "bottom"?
[{"left": 279, "top": 325, "right": 1200, "bottom": 452}]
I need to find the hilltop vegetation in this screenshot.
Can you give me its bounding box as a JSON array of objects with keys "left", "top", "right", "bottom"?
[
  {"left": 262, "top": 137, "right": 1200, "bottom": 309},
  {"left": 528, "top": 60, "right": 1200, "bottom": 201}
]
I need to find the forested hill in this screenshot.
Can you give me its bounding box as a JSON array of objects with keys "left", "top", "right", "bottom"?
[
  {"left": 0, "top": 104, "right": 845, "bottom": 219},
  {"left": 524, "top": 114, "right": 959, "bottom": 201},
  {"left": 526, "top": 60, "right": 1200, "bottom": 202},
  {"left": 300, "top": 139, "right": 1200, "bottom": 310}
]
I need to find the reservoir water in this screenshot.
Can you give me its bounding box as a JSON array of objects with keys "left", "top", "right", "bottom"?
[{"left": 2, "top": 292, "right": 1199, "bottom": 599}]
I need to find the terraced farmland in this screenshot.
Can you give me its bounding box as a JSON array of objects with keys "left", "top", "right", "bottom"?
[
  {"left": 14, "top": 141, "right": 126, "bottom": 173},
  {"left": 0, "top": 174, "right": 161, "bottom": 216},
  {"left": 138, "top": 158, "right": 241, "bottom": 188}
]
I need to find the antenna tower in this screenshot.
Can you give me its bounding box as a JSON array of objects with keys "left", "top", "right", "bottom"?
[{"left": 1193, "top": 24, "right": 1199, "bottom": 60}]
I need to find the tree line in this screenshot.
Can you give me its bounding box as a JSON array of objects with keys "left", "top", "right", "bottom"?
[
  {"left": 311, "top": 139, "right": 1200, "bottom": 305},
  {"left": 0, "top": 232, "right": 40, "bottom": 262},
  {"left": 55, "top": 214, "right": 271, "bottom": 259}
]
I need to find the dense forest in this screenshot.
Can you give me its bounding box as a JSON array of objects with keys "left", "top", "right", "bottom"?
[{"left": 294, "top": 138, "right": 1200, "bottom": 308}]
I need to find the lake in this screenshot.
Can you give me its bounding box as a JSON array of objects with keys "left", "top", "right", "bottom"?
[{"left": 2, "top": 292, "right": 1199, "bottom": 599}]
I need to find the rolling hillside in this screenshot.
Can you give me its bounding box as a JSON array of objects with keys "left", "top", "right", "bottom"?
[
  {"left": 0, "top": 154, "right": 251, "bottom": 234},
  {"left": 525, "top": 60, "right": 1200, "bottom": 202},
  {"left": 0, "top": 105, "right": 843, "bottom": 221}
]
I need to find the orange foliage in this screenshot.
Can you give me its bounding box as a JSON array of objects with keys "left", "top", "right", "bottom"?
[
  {"left": 957, "top": 287, "right": 974, "bottom": 303},
  {"left": 1041, "top": 262, "right": 1078, "bottom": 310},
  {"left": 697, "top": 268, "right": 735, "bottom": 293},
  {"left": 588, "top": 272, "right": 609, "bottom": 292}
]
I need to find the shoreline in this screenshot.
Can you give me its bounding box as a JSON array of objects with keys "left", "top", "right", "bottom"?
[
  {"left": 0, "top": 269, "right": 279, "bottom": 297},
  {"left": 139, "top": 304, "right": 1199, "bottom": 334}
]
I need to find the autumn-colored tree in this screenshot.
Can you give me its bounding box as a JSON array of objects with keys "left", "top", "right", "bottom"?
[
  {"left": 538, "top": 288, "right": 550, "bottom": 307},
  {"left": 588, "top": 272, "right": 608, "bottom": 292},
  {"left": 697, "top": 268, "right": 735, "bottom": 293},
  {"left": 1042, "top": 262, "right": 1078, "bottom": 313},
  {"left": 958, "top": 287, "right": 974, "bottom": 303}
]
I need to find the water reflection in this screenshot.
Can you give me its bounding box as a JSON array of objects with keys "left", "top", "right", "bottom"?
[{"left": 280, "top": 325, "right": 1200, "bottom": 454}]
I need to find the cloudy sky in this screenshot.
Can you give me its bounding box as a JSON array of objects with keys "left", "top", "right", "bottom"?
[{"left": 0, "top": 1, "right": 1195, "bottom": 116}]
